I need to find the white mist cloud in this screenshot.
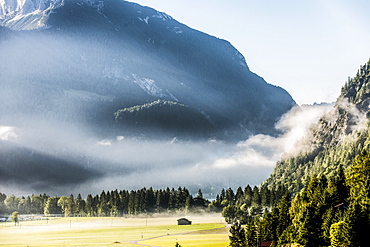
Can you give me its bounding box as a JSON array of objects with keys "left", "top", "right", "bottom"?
[
  {"left": 82, "top": 104, "right": 333, "bottom": 194},
  {"left": 96, "top": 139, "right": 112, "bottom": 146},
  {"left": 276, "top": 103, "right": 334, "bottom": 156},
  {"left": 0, "top": 126, "right": 18, "bottom": 140},
  {"left": 202, "top": 104, "right": 333, "bottom": 176},
  {"left": 335, "top": 98, "right": 368, "bottom": 133},
  {"left": 0, "top": 104, "right": 333, "bottom": 196}
]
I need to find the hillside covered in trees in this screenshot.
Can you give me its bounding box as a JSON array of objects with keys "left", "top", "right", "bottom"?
[
  {"left": 224, "top": 59, "right": 370, "bottom": 247},
  {"left": 228, "top": 151, "right": 369, "bottom": 247},
  {"left": 264, "top": 59, "right": 370, "bottom": 194}
]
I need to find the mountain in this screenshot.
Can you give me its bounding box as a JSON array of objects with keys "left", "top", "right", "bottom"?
[
  {"left": 0, "top": 0, "right": 295, "bottom": 141},
  {"left": 263, "top": 59, "right": 370, "bottom": 193}
]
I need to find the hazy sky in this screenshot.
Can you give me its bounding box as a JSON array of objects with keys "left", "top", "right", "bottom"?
[{"left": 132, "top": 0, "right": 370, "bottom": 105}]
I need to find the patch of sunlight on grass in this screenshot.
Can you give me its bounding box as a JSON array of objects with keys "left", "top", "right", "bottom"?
[{"left": 0, "top": 215, "right": 228, "bottom": 247}]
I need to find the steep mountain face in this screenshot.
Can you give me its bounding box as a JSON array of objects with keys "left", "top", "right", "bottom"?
[
  {"left": 264, "top": 59, "right": 370, "bottom": 193},
  {"left": 0, "top": 0, "right": 295, "bottom": 141},
  {"left": 0, "top": 0, "right": 63, "bottom": 30}
]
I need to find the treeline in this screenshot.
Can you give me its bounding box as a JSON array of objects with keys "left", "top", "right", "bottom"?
[
  {"left": 229, "top": 151, "right": 370, "bottom": 247},
  {"left": 0, "top": 184, "right": 288, "bottom": 219},
  {"left": 0, "top": 187, "right": 208, "bottom": 217},
  {"left": 209, "top": 185, "right": 288, "bottom": 224}
]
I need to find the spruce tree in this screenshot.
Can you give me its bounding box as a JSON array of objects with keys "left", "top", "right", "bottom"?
[
  {"left": 229, "top": 220, "right": 246, "bottom": 247},
  {"left": 277, "top": 192, "right": 291, "bottom": 238},
  {"left": 346, "top": 151, "right": 370, "bottom": 209},
  {"left": 243, "top": 185, "right": 253, "bottom": 207},
  {"left": 345, "top": 203, "right": 369, "bottom": 247},
  {"left": 330, "top": 221, "right": 349, "bottom": 247},
  {"left": 244, "top": 221, "right": 256, "bottom": 247},
  {"left": 85, "top": 194, "right": 94, "bottom": 216},
  {"left": 297, "top": 204, "right": 317, "bottom": 247}
]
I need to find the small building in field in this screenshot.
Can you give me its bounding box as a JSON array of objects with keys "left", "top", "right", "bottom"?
[{"left": 177, "top": 218, "right": 192, "bottom": 225}]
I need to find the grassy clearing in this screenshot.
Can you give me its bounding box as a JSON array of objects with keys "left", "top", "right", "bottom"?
[
  {"left": 140, "top": 232, "right": 229, "bottom": 247},
  {"left": 0, "top": 214, "right": 229, "bottom": 247},
  {"left": 132, "top": 223, "right": 229, "bottom": 247}
]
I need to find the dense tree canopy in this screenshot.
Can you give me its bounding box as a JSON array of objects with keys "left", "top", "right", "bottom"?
[
  {"left": 227, "top": 152, "right": 370, "bottom": 247},
  {"left": 0, "top": 187, "right": 208, "bottom": 217},
  {"left": 265, "top": 59, "right": 370, "bottom": 194}
]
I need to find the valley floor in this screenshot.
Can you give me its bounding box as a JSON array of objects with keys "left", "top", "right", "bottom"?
[{"left": 0, "top": 214, "right": 229, "bottom": 247}]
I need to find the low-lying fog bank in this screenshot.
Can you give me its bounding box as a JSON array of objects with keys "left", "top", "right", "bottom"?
[{"left": 0, "top": 104, "right": 332, "bottom": 196}]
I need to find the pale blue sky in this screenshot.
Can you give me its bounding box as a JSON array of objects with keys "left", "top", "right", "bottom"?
[{"left": 132, "top": 0, "right": 370, "bottom": 104}]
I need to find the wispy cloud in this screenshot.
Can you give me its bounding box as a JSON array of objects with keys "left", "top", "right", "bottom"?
[{"left": 0, "top": 126, "right": 18, "bottom": 141}]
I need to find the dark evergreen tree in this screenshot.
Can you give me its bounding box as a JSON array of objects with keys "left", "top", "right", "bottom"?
[
  {"left": 119, "top": 190, "right": 129, "bottom": 215},
  {"left": 0, "top": 193, "right": 6, "bottom": 214},
  {"left": 76, "top": 194, "right": 85, "bottom": 216},
  {"left": 229, "top": 220, "right": 246, "bottom": 247},
  {"left": 222, "top": 204, "right": 236, "bottom": 223},
  {"left": 260, "top": 208, "right": 278, "bottom": 242},
  {"left": 99, "top": 191, "right": 109, "bottom": 216},
  {"left": 330, "top": 221, "right": 350, "bottom": 247},
  {"left": 243, "top": 185, "right": 253, "bottom": 207},
  {"left": 85, "top": 194, "right": 95, "bottom": 216},
  {"left": 297, "top": 204, "right": 322, "bottom": 247},
  {"left": 277, "top": 192, "right": 291, "bottom": 238},
  {"left": 220, "top": 188, "right": 226, "bottom": 202},
  {"left": 251, "top": 186, "right": 260, "bottom": 206},
  {"left": 260, "top": 186, "right": 270, "bottom": 206},
  {"left": 235, "top": 187, "right": 244, "bottom": 203},
  {"left": 155, "top": 189, "right": 164, "bottom": 213},
  {"left": 244, "top": 221, "right": 256, "bottom": 247},
  {"left": 209, "top": 194, "right": 223, "bottom": 212},
  {"left": 345, "top": 203, "right": 369, "bottom": 247},
  {"left": 146, "top": 187, "right": 156, "bottom": 213},
  {"left": 68, "top": 194, "right": 76, "bottom": 217},
  {"left": 225, "top": 188, "right": 235, "bottom": 205},
  {"left": 168, "top": 188, "right": 177, "bottom": 211}
]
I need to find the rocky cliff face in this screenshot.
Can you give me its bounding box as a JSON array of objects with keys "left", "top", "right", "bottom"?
[{"left": 0, "top": 0, "right": 63, "bottom": 30}]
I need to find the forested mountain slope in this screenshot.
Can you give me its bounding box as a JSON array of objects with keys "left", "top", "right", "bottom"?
[{"left": 264, "top": 59, "right": 370, "bottom": 193}]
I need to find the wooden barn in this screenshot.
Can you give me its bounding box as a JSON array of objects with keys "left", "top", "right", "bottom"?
[{"left": 177, "top": 218, "right": 192, "bottom": 225}]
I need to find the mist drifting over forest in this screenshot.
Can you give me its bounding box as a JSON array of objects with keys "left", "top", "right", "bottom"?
[{"left": 0, "top": 103, "right": 331, "bottom": 196}]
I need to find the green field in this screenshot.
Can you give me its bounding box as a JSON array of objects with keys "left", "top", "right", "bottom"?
[{"left": 0, "top": 214, "right": 229, "bottom": 247}]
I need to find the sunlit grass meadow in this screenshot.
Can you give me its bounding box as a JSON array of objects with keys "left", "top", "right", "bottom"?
[{"left": 0, "top": 214, "right": 229, "bottom": 246}]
